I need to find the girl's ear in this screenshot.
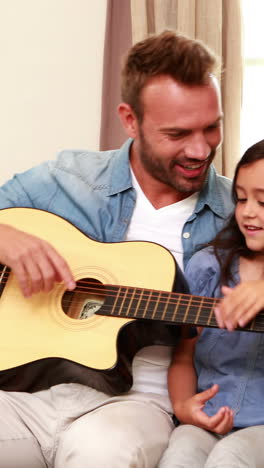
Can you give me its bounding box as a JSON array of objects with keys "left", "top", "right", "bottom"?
[{"left": 118, "top": 103, "right": 139, "bottom": 139}]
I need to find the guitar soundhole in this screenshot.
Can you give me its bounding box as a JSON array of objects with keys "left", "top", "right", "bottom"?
[{"left": 61, "top": 278, "right": 105, "bottom": 320}]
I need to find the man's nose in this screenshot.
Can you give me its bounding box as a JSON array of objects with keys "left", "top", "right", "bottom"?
[{"left": 184, "top": 133, "right": 211, "bottom": 160}]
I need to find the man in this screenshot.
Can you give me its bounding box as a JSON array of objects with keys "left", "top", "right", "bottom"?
[{"left": 0, "top": 31, "right": 232, "bottom": 467}]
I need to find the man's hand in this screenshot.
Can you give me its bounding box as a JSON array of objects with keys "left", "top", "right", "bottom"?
[
  {"left": 214, "top": 281, "right": 264, "bottom": 331},
  {"left": 0, "top": 224, "right": 76, "bottom": 297},
  {"left": 173, "top": 384, "right": 234, "bottom": 435}
]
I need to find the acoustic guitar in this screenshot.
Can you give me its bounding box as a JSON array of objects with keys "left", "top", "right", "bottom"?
[{"left": 0, "top": 207, "right": 262, "bottom": 395}]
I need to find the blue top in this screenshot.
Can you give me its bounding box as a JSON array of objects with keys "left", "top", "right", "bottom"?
[
  {"left": 0, "top": 139, "right": 233, "bottom": 269},
  {"left": 185, "top": 248, "right": 264, "bottom": 428}
]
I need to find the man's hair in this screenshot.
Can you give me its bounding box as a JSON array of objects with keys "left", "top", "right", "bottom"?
[{"left": 121, "top": 30, "right": 219, "bottom": 121}]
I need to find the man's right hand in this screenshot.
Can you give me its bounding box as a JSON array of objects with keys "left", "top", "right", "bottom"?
[
  {"left": 0, "top": 224, "right": 76, "bottom": 297},
  {"left": 173, "top": 384, "right": 234, "bottom": 435}
]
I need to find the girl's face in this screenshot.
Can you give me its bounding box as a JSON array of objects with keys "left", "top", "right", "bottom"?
[{"left": 235, "top": 159, "right": 264, "bottom": 252}]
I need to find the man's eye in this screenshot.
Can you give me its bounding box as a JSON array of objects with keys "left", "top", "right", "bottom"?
[
  {"left": 167, "top": 132, "right": 187, "bottom": 139},
  {"left": 207, "top": 123, "right": 220, "bottom": 131}
]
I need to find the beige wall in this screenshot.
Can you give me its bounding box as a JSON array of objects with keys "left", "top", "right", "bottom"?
[{"left": 0, "top": 0, "right": 107, "bottom": 184}]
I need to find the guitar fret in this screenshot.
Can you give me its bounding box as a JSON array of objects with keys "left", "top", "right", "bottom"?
[
  {"left": 163, "top": 292, "right": 170, "bottom": 321},
  {"left": 142, "top": 290, "right": 153, "bottom": 318},
  {"left": 0, "top": 264, "right": 10, "bottom": 298},
  {"left": 0, "top": 265, "right": 7, "bottom": 283},
  {"left": 206, "top": 297, "right": 214, "bottom": 326},
  {"left": 250, "top": 313, "right": 264, "bottom": 332},
  {"left": 170, "top": 294, "right": 185, "bottom": 323},
  {"left": 101, "top": 285, "right": 264, "bottom": 333},
  {"left": 117, "top": 287, "right": 129, "bottom": 316},
  {"left": 137, "top": 290, "right": 150, "bottom": 319},
  {"left": 162, "top": 292, "right": 175, "bottom": 323},
  {"left": 160, "top": 292, "right": 170, "bottom": 321},
  {"left": 132, "top": 288, "right": 144, "bottom": 318},
  {"left": 182, "top": 295, "right": 192, "bottom": 323},
  {"left": 211, "top": 299, "right": 219, "bottom": 327},
  {"left": 194, "top": 296, "right": 203, "bottom": 325},
  {"left": 125, "top": 287, "right": 136, "bottom": 317},
  {"left": 151, "top": 291, "right": 161, "bottom": 319},
  {"left": 170, "top": 293, "right": 178, "bottom": 322},
  {"left": 109, "top": 286, "right": 122, "bottom": 316},
  {"left": 249, "top": 319, "right": 255, "bottom": 331}
]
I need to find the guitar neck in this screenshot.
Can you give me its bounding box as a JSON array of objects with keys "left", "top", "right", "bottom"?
[
  {"left": 99, "top": 284, "right": 264, "bottom": 333},
  {"left": 1, "top": 261, "right": 264, "bottom": 333}
]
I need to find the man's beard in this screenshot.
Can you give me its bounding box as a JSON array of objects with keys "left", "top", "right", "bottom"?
[{"left": 138, "top": 129, "right": 215, "bottom": 194}]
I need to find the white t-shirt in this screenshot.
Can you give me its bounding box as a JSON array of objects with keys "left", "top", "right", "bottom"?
[
  {"left": 126, "top": 170, "right": 198, "bottom": 410},
  {"left": 126, "top": 170, "right": 198, "bottom": 270}
]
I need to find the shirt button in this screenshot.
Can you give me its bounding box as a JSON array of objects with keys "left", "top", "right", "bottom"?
[{"left": 183, "top": 232, "right": 190, "bottom": 239}]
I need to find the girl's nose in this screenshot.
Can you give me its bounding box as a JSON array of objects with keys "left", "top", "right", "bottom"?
[{"left": 242, "top": 202, "right": 257, "bottom": 218}]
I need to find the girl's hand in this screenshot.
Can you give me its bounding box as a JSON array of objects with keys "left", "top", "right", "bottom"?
[
  {"left": 215, "top": 281, "right": 264, "bottom": 330},
  {"left": 174, "top": 384, "right": 234, "bottom": 435}
]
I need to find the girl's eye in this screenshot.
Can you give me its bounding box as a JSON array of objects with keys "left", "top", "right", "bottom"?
[
  {"left": 259, "top": 201, "right": 264, "bottom": 206},
  {"left": 236, "top": 198, "right": 247, "bottom": 203}
]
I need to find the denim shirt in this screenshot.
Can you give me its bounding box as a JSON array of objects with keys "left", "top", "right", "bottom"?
[
  {"left": 185, "top": 248, "right": 264, "bottom": 428},
  {"left": 0, "top": 139, "right": 233, "bottom": 269}
]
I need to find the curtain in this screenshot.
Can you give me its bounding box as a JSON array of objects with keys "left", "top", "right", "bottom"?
[
  {"left": 130, "top": 0, "right": 243, "bottom": 178},
  {"left": 100, "top": 0, "right": 132, "bottom": 151}
]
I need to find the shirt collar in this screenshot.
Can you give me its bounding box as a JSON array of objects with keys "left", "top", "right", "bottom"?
[
  {"left": 107, "top": 139, "right": 134, "bottom": 196},
  {"left": 194, "top": 165, "right": 231, "bottom": 219}
]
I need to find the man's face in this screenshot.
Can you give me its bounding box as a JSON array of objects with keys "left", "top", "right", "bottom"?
[{"left": 132, "top": 75, "right": 223, "bottom": 197}]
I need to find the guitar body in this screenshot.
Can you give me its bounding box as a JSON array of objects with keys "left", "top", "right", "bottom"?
[{"left": 0, "top": 208, "right": 189, "bottom": 394}]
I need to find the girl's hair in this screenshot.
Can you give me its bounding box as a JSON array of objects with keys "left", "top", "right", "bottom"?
[{"left": 209, "top": 139, "right": 264, "bottom": 285}]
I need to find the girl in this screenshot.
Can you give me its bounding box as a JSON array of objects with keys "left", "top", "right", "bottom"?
[{"left": 159, "top": 140, "right": 264, "bottom": 468}]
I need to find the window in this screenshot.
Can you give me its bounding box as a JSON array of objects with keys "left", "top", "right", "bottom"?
[{"left": 241, "top": 0, "right": 264, "bottom": 154}]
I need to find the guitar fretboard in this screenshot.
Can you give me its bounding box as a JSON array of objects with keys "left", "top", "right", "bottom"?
[{"left": 97, "top": 284, "right": 264, "bottom": 333}]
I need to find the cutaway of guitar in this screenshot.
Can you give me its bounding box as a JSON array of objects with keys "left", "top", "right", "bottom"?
[{"left": 0, "top": 207, "right": 263, "bottom": 395}]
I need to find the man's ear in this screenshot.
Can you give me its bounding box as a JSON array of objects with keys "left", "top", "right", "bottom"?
[{"left": 118, "top": 103, "right": 139, "bottom": 139}]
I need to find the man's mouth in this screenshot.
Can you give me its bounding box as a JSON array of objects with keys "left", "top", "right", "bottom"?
[
  {"left": 176, "top": 161, "right": 207, "bottom": 178},
  {"left": 182, "top": 163, "right": 205, "bottom": 170}
]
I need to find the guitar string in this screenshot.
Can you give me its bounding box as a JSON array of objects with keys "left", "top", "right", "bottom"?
[
  {"left": 0, "top": 293, "right": 263, "bottom": 329},
  {"left": 0, "top": 275, "right": 220, "bottom": 309},
  {"left": 0, "top": 272, "right": 264, "bottom": 314},
  {"left": 0, "top": 292, "right": 262, "bottom": 328},
  {"left": 0, "top": 273, "right": 219, "bottom": 305},
  {"left": 1, "top": 273, "right": 264, "bottom": 326}
]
